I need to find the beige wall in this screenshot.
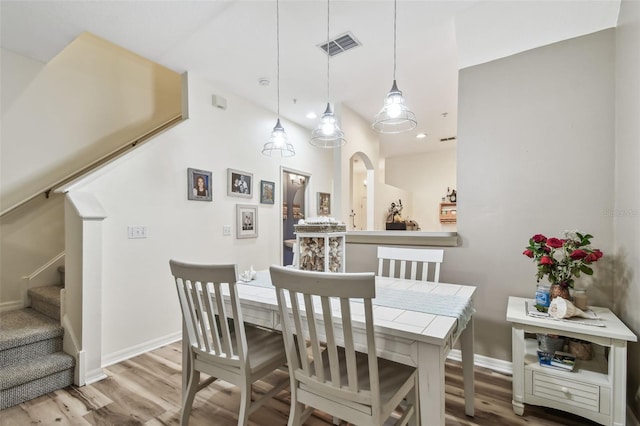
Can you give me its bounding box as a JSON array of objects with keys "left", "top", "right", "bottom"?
[
  {"left": 614, "top": 0, "right": 640, "bottom": 416},
  {"left": 0, "top": 34, "right": 182, "bottom": 308},
  {"left": 1, "top": 32, "right": 182, "bottom": 210},
  {"left": 386, "top": 149, "right": 456, "bottom": 231},
  {"left": 453, "top": 29, "right": 616, "bottom": 362},
  {"left": 1, "top": 49, "right": 45, "bottom": 116}
]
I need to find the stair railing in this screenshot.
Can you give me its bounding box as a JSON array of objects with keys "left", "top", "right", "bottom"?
[{"left": 0, "top": 114, "right": 183, "bottom": 218}]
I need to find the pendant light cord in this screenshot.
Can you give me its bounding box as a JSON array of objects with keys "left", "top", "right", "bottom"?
[
  {"left": 277, "top": 0, "right": 281, "bottom": 118},
  {"left": 326, "top": 0, "right": 330, "bottom": 103},
  {"left": 393, "top": 0, "right": 397, "bottom": 81}
]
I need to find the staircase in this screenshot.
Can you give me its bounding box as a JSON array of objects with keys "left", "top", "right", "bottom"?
[{"left": 0, "top": 276, "right": 75, "bottom": 410}]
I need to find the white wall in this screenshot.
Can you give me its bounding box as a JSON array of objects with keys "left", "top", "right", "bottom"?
[
  {"left": 614, "top": 0, "right": 640, "bottom": 417},
  {"left": 72, "top": 73, "right": 333, "bottom": 363},
  {"left": 1, "top": 48, "right": 44, "bottom": 116},
  {"left": 337, "top": 105, "right": 380, "bottom": 226},
  {"left": 385, "top": 149, "right": 456, "bottom": 231},
  {"left": 1, "top": 33, "right": 182, "bottom": 210},
  {"left": 451, "top": 29, "right": 616, "bottom": 361}
]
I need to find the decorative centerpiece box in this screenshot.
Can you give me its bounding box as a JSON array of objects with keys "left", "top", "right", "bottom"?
[
  {"left": 294, "top": 223, "right": 347, "bottom": 233},
  {"left": 294, "top": 219, "right": 346, "bottom": 273}
]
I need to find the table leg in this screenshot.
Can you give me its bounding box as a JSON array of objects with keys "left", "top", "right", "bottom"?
[
  {"left": 511, "top": 325, "right": 525, "bottom": 415},
  {"left": 417, "top": 342, "right": 446, "bottom": 426},
  {"left": 460, "top": 316, "right": 475, "bottom": 417},
  {"left": 610, "top": 340, "right": 627, "bottom": 426}
]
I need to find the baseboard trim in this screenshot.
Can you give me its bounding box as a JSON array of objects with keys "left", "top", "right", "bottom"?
[
  {"left": 101, "top": 331, "right": 182, "bottom": 368},
  {"left": 447, "top": 348, "right": 513, "bottom": 375},
  {"left": 0, "top": 300, "right": 24, "bottom": 313}
]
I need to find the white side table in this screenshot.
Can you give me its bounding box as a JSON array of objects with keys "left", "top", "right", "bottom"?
[{"left": 506, "top": 296, "right": 637, "bottom": 426}]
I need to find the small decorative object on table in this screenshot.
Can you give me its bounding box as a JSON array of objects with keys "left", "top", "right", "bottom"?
[
  {"left": 522, "top": 230, "right": 603, "bottom": 302},
  {"left": 569, "top": 338, "right": 593, "bottom": 360},
  {"left": 524, "top": 230, "right": 603, "bottom": 354},
  {"left": 385, "top": 199, "right": 406, "bottom": 230}
]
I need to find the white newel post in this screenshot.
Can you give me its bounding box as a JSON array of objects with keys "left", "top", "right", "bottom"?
[{"left": 63, "top": 192, "right": 107, "bottom": 386}]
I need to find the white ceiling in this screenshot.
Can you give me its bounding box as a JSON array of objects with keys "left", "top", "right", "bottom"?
[{"left": 0, "top": 0, "right": 621, "bottom": 158}]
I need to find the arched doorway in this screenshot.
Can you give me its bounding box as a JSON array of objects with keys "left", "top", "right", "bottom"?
[{"left": 350, "top": 152, "right": 374, "bottom": 230}]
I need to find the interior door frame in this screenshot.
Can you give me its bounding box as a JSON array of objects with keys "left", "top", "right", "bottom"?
[{"left": 280, "top": 166, "right": 311, "bottom": 265}]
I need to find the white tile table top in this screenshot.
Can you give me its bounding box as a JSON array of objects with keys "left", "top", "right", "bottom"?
[{"left": 234, "top": 273, "right": 477, "bottom": 346}]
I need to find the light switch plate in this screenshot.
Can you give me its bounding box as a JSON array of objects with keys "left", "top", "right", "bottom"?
[
  {"left": 127, "top": 226, "right": 148, "bottom": 239},
  {"left": 223, "top": 225, "right": 231, "bottom": 236}
]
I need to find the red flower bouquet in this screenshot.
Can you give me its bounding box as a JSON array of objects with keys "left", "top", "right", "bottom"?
[{"left": 523, "top": 230, "right": 603, "bottom": 290}]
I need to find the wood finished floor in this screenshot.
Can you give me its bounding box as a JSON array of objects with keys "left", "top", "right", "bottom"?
[{"left": 0, "top": 341, "right": 598, "bottom": 425}]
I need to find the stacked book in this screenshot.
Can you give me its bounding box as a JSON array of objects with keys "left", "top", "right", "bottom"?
[{"left": 537, "top": 350, "right": 577, "bottom": 371}]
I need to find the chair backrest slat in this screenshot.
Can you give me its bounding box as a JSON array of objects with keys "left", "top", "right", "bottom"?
[
  {"left": 377, "top": 246, "right": 444, "bottom": 282},
  {"left": 303, "top": 293, "right": 325, "bottom": 382},
  {"left": 289, "top": 290, "right": 312, "bottom": 377},
  {"left": 320, "top": 296, "right": 340, "bottom": 387},
  {"left": 188, "top": 280, "right": 209, "bottom": 350},
  {"left": 340, "top": 298, "right": 358, "bottom": 392},
  {"left": 201, "top": 283, "right": 222, "bottom": 354}
]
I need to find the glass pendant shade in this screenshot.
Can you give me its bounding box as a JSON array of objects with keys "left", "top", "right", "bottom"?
[
  {"left": 262, "top": 0, "right": 295, "bottom": 157},
  {"left": 372, "top": 80, "right": 417, "bottom": 134},
  {"left": 263, "top": 118, "right": 295, "bottom": 157},
  {"left": 310, "top": 103, "right": 346, "bottom": 148}
]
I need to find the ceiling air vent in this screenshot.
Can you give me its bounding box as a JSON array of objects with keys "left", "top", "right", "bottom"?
[
  {"left": 318, "top": 32, "right": 361, "bottom": 57},
  {"left": 440, "top": 136, "right": 457, "bottom": 142}
]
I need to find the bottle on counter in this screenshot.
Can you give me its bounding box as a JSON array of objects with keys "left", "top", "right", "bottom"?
[{"left": 535, "top": 284, "right": 551, "bottom": 312}]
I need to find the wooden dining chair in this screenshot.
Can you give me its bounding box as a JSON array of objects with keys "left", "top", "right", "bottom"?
[
  {"left": 377, "top": 246, "right": 444, "bottom": 282},
  {"left": 169, "top": 260, "right": 289, "bottom": 426},
  {"left": 269, "top": 265, "right": 418, "bottom": 426}
]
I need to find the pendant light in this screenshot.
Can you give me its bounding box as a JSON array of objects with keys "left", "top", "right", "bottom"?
[
  {"left": 310, "top": 0, "right": 346, "bottom": 148},
  {"left": 372, "top": 0, "right": 417, "bottom": 134},
  {"left": 263, "top": 0, "right": 295, "bottom": 157}
]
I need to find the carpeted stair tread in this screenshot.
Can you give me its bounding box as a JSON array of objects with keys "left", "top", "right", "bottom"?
[
  {"left": 29, "top": 285, "right": 63, "bottom": 307},
  {"left": 0, "top": 308, "right": 63, "bottom": 351},
  {"left": 0, "top": 352, "right": 74, "bottom": 390}
]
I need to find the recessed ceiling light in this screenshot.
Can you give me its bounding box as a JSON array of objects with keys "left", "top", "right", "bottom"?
[
  {"left": 416, "top": 133, "right": 427, "bottom": 139},
  {"left": 306, "top": 112, "right": 317, "bottom": 119},
  {"left": 258, "top": 77, "right": 270, "bottom": 86}
]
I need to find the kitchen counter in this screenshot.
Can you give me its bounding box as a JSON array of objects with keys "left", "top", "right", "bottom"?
[{"left": 346, "top": 230, "right": 458, "bottom": 247}]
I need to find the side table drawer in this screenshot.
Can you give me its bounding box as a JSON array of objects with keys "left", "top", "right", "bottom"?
[{"left": 531, "top": 370, "right": 599, "bottom": 412}]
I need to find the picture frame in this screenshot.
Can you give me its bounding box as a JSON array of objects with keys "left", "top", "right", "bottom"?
[
  {"left": 227, "top": 168, "right": 253, "bottom": 198},
  {"left": 187, "top": 168, "right": 212, "bottom": 202},
  {"left": 236, "top": 204, "right": 258, "bottom": 239},
  {"left": 260, "top": 180, "right": 275, "bottom": 204},
  {"left": 317, "top": 192, "right": 331, "bottom": 215}
]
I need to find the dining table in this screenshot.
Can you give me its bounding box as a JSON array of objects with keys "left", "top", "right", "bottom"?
[{"left": 182, "top": 270, "right": 476, "bottom": 426}]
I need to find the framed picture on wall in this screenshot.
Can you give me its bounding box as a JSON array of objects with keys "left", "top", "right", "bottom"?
[
  {"left": 317, "top": 192, "right": 331, "bottom": 215},
  {"left": 227, "top": 168, "right": 253, "bottom": 198},
  {"left": 237, "top": 204, "right": 258, "bottom": 239},
  {"left": 187, "top": 168, "right": 212, "bottom": 201},
  {"left": 260, "top": 180, "right": 275, "bottom": 204}
]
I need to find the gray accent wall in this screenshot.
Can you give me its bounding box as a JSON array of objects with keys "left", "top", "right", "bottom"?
[
  {"left": 614, "top": 0, "right": 640, "bottom": 418},
  {"left": 453, "top": 29, "right": 617, "bottom": 362}
]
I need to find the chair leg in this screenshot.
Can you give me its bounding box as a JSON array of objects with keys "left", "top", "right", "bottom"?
[
  {"left": 238, "top": 381, "right": 252, "bottom": 426},
  {"left": 181, "top": 369, "right": 200, "bottom": 426},
  {"left": 288, "top": 401, "right": 305, "bottom": 426},
  {"left": 405, "top": 376, "right": 419, "bottom": 426}
]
